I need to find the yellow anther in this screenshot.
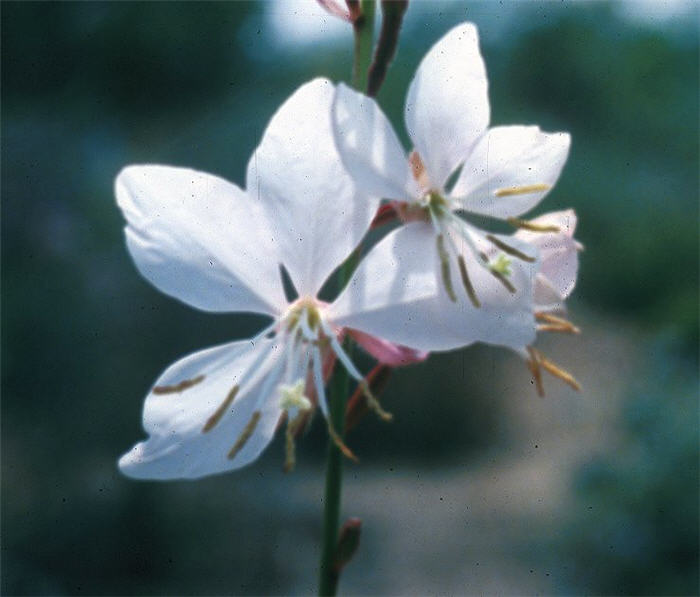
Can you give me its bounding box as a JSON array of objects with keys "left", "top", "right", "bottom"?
[
  {"left": 227, "top": 411, "right": 261, "bottom": 460},
  {"left": 202, "top": 385, "right": 239, "bottom": 433},
  {"left": 283, "top": 411, "right": 308, "bottom": 473},
  {"left": 507, "top": 217, "right": 560, "bottom": 233},
  {"left": 495, "top": 183, "right": 551, "bottom": 197},
  {"left": 527, "top": 347, "right": 581, "bottom": 393},
  {"left": 327, "top": 422, "right": 359, "bottom": 462},
  {"left": 535, "top": 312, "right": 581, "bottom": 335},
  {"left": 457, "top": 255, "right": 481, "bottom": 308},
  {"left": 153, "top": 374, "right": 205, "bottom": 395},
  {"left": 436, "top": 234, "right": 457, "bottom": 302},
  {"left": 486, "top": 234, "right": 536, "bottom": 263},
  {"left": 361, "top": 381, "right": 393, "bottom": 422},
  {"left": 526, "top": 347, "right": 545, "bottom": 397}
]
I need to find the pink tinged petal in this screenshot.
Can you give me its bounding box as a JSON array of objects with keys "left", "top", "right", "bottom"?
[
  {"left": 515, "top": 209, "right": 580, "bottom": 302},
  {"left": 329, "top": 222, "right": 536, "bottom": 352},
  {"left": 115, "top": 165, "right": 287, "bottom": 316},
  {"left": 404, "top": 22, "right": 490, "bottom": 191},
  {"left": 247, "top": 78, "right": 380, "bottom": 298},
  {"left": 332, "top": 83, "right": 417, "bottom": 201},
  {"left": 118, "top": 338, "right": 285, "bottom": 480},
  {"left": 349, "top": 329, "right": 429, "bottom": 367},
  {"left": 452, "top": 126, "right": 571, "bottom": 219}
]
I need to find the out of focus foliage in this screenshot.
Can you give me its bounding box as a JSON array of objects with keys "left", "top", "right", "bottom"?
[
  {"left": 562, "top": 338, "right": 698, "bottom": 594},
  {"left": 2, "top": 2, "right": 697, "bottom": 595}
]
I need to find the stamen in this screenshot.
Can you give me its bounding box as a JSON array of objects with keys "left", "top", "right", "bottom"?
[
  {"left": 327, "top": 422, "right": 359, "bottom": 462},
  {"left": 535, "top": 311, "right": 581, "bottom": 334},
  {"left": 486, "top": 234, "right": 536, "bottom": 263},
  {"left": 495, "top": 183, "right": 551, "bottom": 197},
  {"left": 528, "top": 347, "right": 581, "bottom": 392},
  {"left": 436, "top": 234, "right": 457, "bottom": 302},
  {"left": 361, "top": 381, "right": 393, "bottom": 422},
  {"left": 457, "top": 255, "right": 481, "bottom": 308},
  {"left": 507, "top": 217, "right": 560, "bottom": 233},
  {"left": 283, "top": 411, "right": 307, "bottom": 473},
  {"left": 153, "top": 374, "right": 205, "bottom": 394},
  {"left": 227, "top": 411, "right": 261, "bottom": 460},
  {"left": 526, "top": 347, "right": 545, "bottom": 397},
  {"left": 202, "top": 385, "right": 239, "bottom": 433},
  {"left": 537, "top": 324, "right": 581, "bottom": 335},
  {"left": 310, "top": 339, "right": 357, "bottom": 462},
  {"left": 490, "top": 268, "right": 516, "bottom": 293}
]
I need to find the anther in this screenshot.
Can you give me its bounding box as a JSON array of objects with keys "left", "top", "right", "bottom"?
[
  {"left": 361, "top": 381, "right": 393, "bottom": 422},
  {"left": 457, "top": 256, "right": 481, "bottom": 308},
  {"left": 327, "top": 422, "right": 359, "bottom": 462},
  {"left": 535, "top": 312, "right": 581, "bottom": 335},
  {"left": 495, "top": 183, "right": 551, "bottom": 198},
  {"left": 153, "top": 374, "right": 205, "bottom": 395},
  {"left": 507, "top": 217, "right": 560, "bottom": 233},
  {"left": 529, "top": 347, "right": 581, "bottom": 392},
  {"left": 283, "top": 412, "right": 307, "bottom": 473},
  {"left": 436, "top": 234, "right": 457, "bottom": 302},
  {"left": 202, "top": 385, "right": 239, "bottom": 433},
  {"left": 490, "top": 268, "right": 516, "bottom": 293},
  {"left": 526, "top": 347, "right": 545, "bottom": 397},
  {"left": 486, "top": 235, "right": 536, "bottom": 263},
  {"left": 227, "top": 411, "right": 261, "bottom": 460}
]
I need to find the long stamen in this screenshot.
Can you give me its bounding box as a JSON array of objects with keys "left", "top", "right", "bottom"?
[
  {"left": 436, "top": 234, "right": 457, "bottom": 302},
  {"left": 153, "top": 375, "right": 205, "bottom": 395},
  {"left": 507, "top": 217, "right": 560, "bottom": 233},
  {"left": 227, "top": 411, "right": 261, "bottom": 459},
  {"left": 202, "top": 385, "right": 239, "bottom": 433},
  {"left": 495, "top": 183, "right": 551, "bottom": 197},
  {"left": 320, "top": 321, "right": 392, "bottom": 422},
  {"left": 528, "top": 347, "right": 581, "bottom": 392},
  {"left": 526, "top": 347, "right": 545, "bottom": 397},
  {"left": 485, "top": 234, "right": 536, "bottom": 263},
  {"left": 284, "top": 411, "right": 307, "bottom": 473},
  {"left": 427, "top": 208, "right": 457, "bottom": 303},
  {"left": 535, "top": 312, "right": 581, "bottom": 334},
  {"left": 489, "top": 266, "right": 516, "bottom": 293},
  {"left": 457, "top": 255, "right": 481, "bottom": 308}
]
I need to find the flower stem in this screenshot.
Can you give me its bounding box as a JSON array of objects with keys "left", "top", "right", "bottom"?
[
  {"left": 318, "top": 362, "right": 350, "bottom": 596},
  {"left": 351, "top": 0, "right": 376, "bottom": 93},
  {"left": 318, "top": 6, "right": 375, "bottom": 594}
]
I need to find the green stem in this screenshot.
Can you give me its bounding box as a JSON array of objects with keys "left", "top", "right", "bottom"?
[
  {"left": 351, "top": 0, "right": 376, "bottom": 92},
  {"left": 318, "top": 4, "right": 375, "bottom": 594},
  {"left": 318, "top": 363, "right": 350, "bottom": 596}
]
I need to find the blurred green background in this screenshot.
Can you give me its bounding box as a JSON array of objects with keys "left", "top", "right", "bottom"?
[{"left": 2, "top": 1, "right": 698, "bottom": 595}]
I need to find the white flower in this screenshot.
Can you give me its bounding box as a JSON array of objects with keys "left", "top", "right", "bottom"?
[
  {"left": 512, "top": 210, "right": 583, "bottom": 395},
  {"left": 331, "top": 22, "right": 571, "bottom": 350},
  {"left": 116, "top": 79, "right": 462, "bottom": 480}
]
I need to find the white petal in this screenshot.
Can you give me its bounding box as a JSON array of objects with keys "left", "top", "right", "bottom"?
[
  {"left": 404, "top": 22, "right": 490, "bottom": 190},
  {"left": 453, "top": 126, "right": 571, "bottom": 219},
  {"left": 118, "top": 338, "right": 285, "bottom": 480},
  {"left": 116, "top": 165, "right": 287, "bottom": 316},
  {"left": 330, "top": 222, "right": 536, "bottom": 352},
  {"left": 332, "top": 83, "right": 417, "bottom": 201},
  {"left": 247, "top": 78, "right": 380, "bottom": 297},
  {"left": 516, "top": 209, "right": 579, "bottom": 302}
]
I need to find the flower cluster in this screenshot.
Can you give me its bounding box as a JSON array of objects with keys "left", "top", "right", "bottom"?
[{"left": 117, "top": 23, "right": 580, "bottom": 480}]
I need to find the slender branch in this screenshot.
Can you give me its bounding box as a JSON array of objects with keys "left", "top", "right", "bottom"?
[{"left": 367, "top": 1, "right": 408, "bottom": 97}]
